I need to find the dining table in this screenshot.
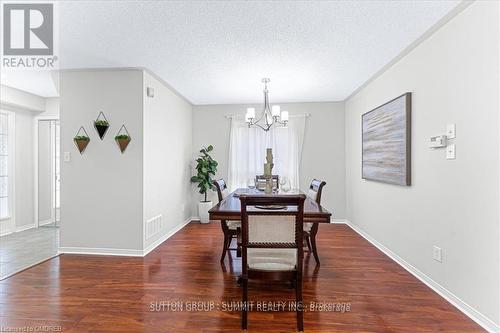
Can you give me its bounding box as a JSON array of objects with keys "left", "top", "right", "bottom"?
[{"left": 208, "top": 188, "right": 332, "bottom": 223}]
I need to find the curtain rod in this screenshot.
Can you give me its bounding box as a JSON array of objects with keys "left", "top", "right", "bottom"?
[{"left": 224, "top": 113, "right": 311, "bottom": 119}]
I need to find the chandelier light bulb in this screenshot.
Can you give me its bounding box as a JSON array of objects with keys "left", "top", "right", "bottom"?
[
  {"left": 272, "top": 105, "right": 281, "bottom": 117},
  {"left": 247, "top": 107, "right": 256, "bottom": 119},
  {"left": 281, "top": 111, "right": 289, "bottom": 122}
]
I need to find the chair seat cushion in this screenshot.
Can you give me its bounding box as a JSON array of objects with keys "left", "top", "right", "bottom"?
[
  {"left": 226, "top": 220, "right": 241, "bottom": 230},
  {"left": 303, "top": 222, "right": 313, "bottom": 232},
  {"left": 248, "top": 249, "right": 297, "bottom": 271}
]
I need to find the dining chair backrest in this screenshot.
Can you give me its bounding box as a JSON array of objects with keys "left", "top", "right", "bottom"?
[
  {"left": 308, "top": 179, "right": 326, "bottom": 204},
  {"left": 255, "top": 175, "right": 279, "bottom": 190},
  {"left": 213, "top": 179, "right": 230, "bottom": 203},
  {"left": 240, "top": 194, "right": 306, "bottom": 269}
]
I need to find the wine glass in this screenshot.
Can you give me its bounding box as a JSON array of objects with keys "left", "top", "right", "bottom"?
[
  {"left": 282, "top": 177, "right": 291, "bottom": 192},
  {"left": 247, "top": 177, "right": 256, "bottom": 191},
  {"left": 279, "top": 176, "right": 286, "bottom": 189}
]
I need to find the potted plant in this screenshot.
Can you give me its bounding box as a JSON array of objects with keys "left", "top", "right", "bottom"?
[
  {"left": 115, "top": 134, "right": 131, "bottom": 153},
  {"left": 191, "top": 145, "right": 218, "bottom": 223},
  {"left": 94, "top": 119, "right": 109, "bottom": 139},
  {"left": 74, "top": 135, "right": 90, "bottom": 154}
]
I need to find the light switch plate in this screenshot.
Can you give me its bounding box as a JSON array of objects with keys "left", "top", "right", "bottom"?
[
  {"left": 446, "top": 144, "right": 456, "bottom": 159},
  {"left": 433, "top": 246, "right": 442, "bottom": 262},
  {"left": 446, "top": 124, "right": 456, "bottom": 139},
  {"left": 63, "top": 151, "right": 71, "bottom": 162}
]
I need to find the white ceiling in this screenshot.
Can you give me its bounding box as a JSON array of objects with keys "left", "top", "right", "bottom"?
[{"left": 1, "top": 1, "right": 461, "bottom": 103}]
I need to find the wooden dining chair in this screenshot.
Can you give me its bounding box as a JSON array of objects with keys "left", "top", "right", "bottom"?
[
  {"left": 239, "top": 194, "right": 306, "bottom": 332},
  {"left": 213, "top": 179, "right": 241, "bottom": 261},
  {"left": 304, "top": 179, "right": 326, "bottom": 265},
  {"left": 255, "top": 175, "right": 279, "bottom": 191}
]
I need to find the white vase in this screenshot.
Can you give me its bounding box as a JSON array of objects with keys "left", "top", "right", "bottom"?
[{"left": 198, "top": 201, "right": 213, "bottom": 224}]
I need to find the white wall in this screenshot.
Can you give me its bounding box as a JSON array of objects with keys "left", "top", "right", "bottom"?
[
  {"left": 44, "top": 97, "right": 60, "bottom": 118},
  {"left": 345, "top": 1, "right": 499, "bottom": 328},
  {"left": 60, "top": 69, "right": 144, "bottom": 251},
  {"left": 192, "top": 102, "right": 345, "bottom": 218},
  {"left": 59, "top": 68, "right": 193, "bottom": 254},
  {"left": 143, "top": 71, "right": 193, "bottom": 249}
]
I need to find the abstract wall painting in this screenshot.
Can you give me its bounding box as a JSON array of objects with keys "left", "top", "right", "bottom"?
[{"left": 362, "top": 93, "right": 411, "bottom": 186}]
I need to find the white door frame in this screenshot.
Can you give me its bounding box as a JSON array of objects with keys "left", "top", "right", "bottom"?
[
  {"left": 34, "top": 116, "right": 59, "bottom": 228},
  {"left": 0, "top": 110, "right": 16, "bottom": 236}
]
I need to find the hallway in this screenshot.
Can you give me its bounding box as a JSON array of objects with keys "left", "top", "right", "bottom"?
[{"left": 0, "top": 226, "right": 59, "bottom": 279}]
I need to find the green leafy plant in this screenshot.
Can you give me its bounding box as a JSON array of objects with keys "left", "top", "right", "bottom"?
[
  {"left": 115, "top": 134, "right": 130, "bottom": 140},
  {"left": 191, "top": 145, "right": 218, "bottom": 202},
  {"left": 74, "top": 135, "right": 90, "bottom": 141},
  {"left": 95, "top": 119, "right": 109, "bottom": 127}
]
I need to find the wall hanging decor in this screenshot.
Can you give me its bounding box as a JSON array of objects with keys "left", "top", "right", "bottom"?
[
  {"left": 362, "top": 92, "right": 411, "bottom": 186},
  {"left": 94, "top": 111, "right": 109, "bottom": 140},
  {"left": 74, "top": 126, "right": 90, "bottom": 154},
  {"left": 115, "top": 124, "right": 131, "bottom": 153}
]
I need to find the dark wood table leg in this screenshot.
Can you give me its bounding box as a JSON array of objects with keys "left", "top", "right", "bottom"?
[{"left": 310, "top": 223, "right": 320, "bottom": 265}]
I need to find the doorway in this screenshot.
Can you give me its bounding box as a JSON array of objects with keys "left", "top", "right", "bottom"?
[
  {"left": 0, "top": 115, "right": 61, "bottom": 280},
  {"left": 0, "top": 111, "right": 15, "bottom": 236},
  {"left": 37, "top": 119, "right": 60, "bottom": 227}
]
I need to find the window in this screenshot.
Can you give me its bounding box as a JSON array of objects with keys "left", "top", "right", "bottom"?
[
  {"left": 227, "top": 114, "right": 306, "bottom": 191},
  {"left": 0, "top": 112, "right": 9, "bottom": 219}
]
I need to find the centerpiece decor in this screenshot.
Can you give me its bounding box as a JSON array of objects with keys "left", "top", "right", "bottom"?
[{"left": 263, "top": 148, "right": 274, "bottom": 194}]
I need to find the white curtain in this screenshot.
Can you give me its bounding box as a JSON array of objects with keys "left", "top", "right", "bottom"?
[{"left": 228, "top": 114, "right": 306, "bottom": 191}]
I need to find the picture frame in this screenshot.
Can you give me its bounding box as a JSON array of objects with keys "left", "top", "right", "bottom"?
[{"left": 362, "top": 93, "right": 411, "bottom": 186}]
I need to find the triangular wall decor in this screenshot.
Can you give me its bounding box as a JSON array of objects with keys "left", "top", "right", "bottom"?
[
  {"left": 74, "top": 126, "right": 90, "bottom": 154},
  {"left": 94, "top": 111, "right": 109, "bottom": 140},
  {"left": 115, "top": 124, "right": 131, "bottom": 153}
]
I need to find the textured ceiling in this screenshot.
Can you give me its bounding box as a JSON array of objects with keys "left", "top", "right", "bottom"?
[{"left": 2, "top": 1, "right": 461, "bottom": 103}]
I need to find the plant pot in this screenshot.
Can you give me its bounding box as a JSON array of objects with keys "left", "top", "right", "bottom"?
[
  {"left": 95, "top": 124, "right": 109, "bottom": 139},
  {"left": 74, "top": 139, "right": 89, "bottom": 154},
  {"left": 198, "top": 201, "right": 212, "bottom": 224},
  {"left": 116, "top": 138, "right": 131, "bottom": 153}
]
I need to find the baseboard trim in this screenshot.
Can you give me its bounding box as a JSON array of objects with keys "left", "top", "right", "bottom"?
[
  {"left": 331, "top": 218, "right": 349, "bottom": 224},
  {"left": 59, "top": 217, "right": 195, "bottom": 258},
  {"left": 1, "top": 223, "right": 37, "bottom": 237},
  {"left": 16, "top": 223, "right": 36, "bottom": 232},
  {"left": 142, "top": 216, "right": 192, "bottom": 256},
  {"left": 39, "top": 219, "right": 54, "bottom": 226},
  {"left": 59, "top": 246, "right": 144, "bottom": 257},
  {"left": 341, "top": 219, "right": 499, "bottom": 333}
]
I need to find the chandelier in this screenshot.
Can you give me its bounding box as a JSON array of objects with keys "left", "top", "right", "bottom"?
[{"left": 245, "top": 78, "right": 289, "bottom": 131}]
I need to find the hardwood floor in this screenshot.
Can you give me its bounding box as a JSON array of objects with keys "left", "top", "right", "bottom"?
[{"left": 0, "top": 223, "right": 483, "bottom": 332}]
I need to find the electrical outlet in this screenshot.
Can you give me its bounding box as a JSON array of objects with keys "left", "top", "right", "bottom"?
[
  {"left": 432, "top": 246, "right": 442, "bottom": 262},
  {"left": 63, "top": 151, "right": 71, "bottom": 162}
]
